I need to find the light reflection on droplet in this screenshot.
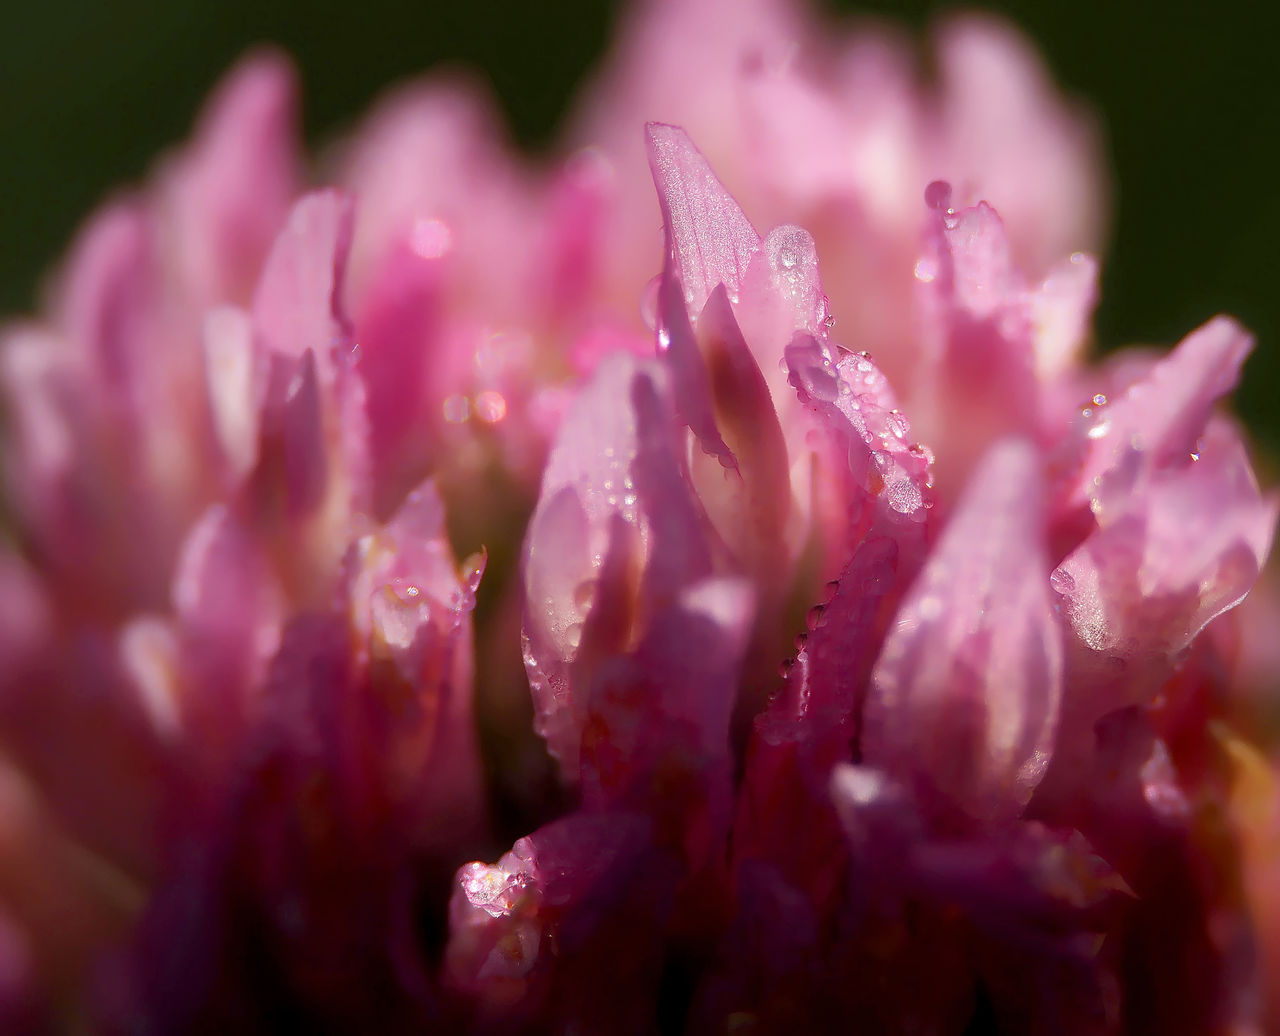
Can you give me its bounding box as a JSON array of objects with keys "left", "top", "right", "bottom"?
[
  {"left": 442, "top": 395, "right": 470, "bottom": 423},
  {"left": 1049, "top": 568, "right": 1076, "bottom": 595},
  {"left": 410, "top": 217, "right": 453, "bottom": 260},
  {"left": 639, "top": 275, "right": 662, "bottom": 331},
  {"left": 913, "top": 258, "right": 936, "bottom": 283},
  {"left": 474, "top": 390, "right": 507, "bottom": 424}
]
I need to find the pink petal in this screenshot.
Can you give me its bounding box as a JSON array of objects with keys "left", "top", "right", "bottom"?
[
  {"left": 201, "top": 305, "right": 264, "bottom": 485},
  {"left": 348, "top": 478, "right": 487, "bottom": 850},
  {"left": 931, "top": 14, "right": 1107, "bottom": 275},
  {"left": 171, "top": 504, "right": 282, "bottom": 767},
  {"left": 160, "top": 49, "right": 301, "bottom": 306},
  {"left": 579, "top": 576, "right": 753, "bottom": 862},
  {"left": 55, "top": 202, "right": 153, "bottom": 401},
  {"left": 864, "top": 439, "right": 1062, "bottom": 822},
  {"left": 1065, "top": 315, "right": 1253, "bottom": 520},
  {"left": 252, "top": 190, "right": 354, "bottom": 383},
  {"left": 646, "top": 123, "right": 761, "bottom": 319},
  {"left": 912, "top": 193, "right": 1040, "bottom": 489},
  {"left": 1029, "top": 250, "right": 1098, "bottom": 380},
  {"left": 523, "top": 352, "right": 711, "bottom": 776},
  {"left": 687, "top": 286, "right": 790, "bottom": 576},
  {"left": 1055, "top": 420, "right": 1277, "bottom": 686}
]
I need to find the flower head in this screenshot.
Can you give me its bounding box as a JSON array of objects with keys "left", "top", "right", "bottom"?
[{"left": 0, "top": 0, "right": 1275, "bottom": 1030}]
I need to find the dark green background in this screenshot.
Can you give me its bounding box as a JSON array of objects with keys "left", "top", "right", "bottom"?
[{"left": 3, "top": 0, "right": 1275, "bottom": 450}]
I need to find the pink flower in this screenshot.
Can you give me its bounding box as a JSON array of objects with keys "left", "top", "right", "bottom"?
[{"left": 0, "top": 0, "right": 1275, "bottom": 1030}]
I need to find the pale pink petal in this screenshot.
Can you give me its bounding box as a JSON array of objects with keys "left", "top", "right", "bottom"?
[
  {"left": 1029, "top": 251, "right": 1098, "bottom": 381},
  {"left": 55, "top": 202, "right": 153, "bottom": 403},
  {"left": 1065, "top": 315, "right": 1253, "bottom": 520},
  {"left": 646, "top": 122, "right": 761, "bottom": 318},
  {"left": 523, "top": 352, "right": 711, "bottom": 776},
  {"left": 170, "top": 504, "right": 282, "bottom": 768},
  {"left": 1055, "top": 420, "right": 1277, "bottom": 693},
  {"left": 930, "top": 14, "right": 1107, "bottom": 275},
  {"left": 252, "top": 190, "right": 354, "bottom": 382},
  {"left": 160, "top": 49, "right": 301, "bottom": 306},
  {"left": 864, "top": 439, "right": 1062, "bottom": 821},
  {"left": 201, "top": 305, "right": 264, "bottom": 485}
]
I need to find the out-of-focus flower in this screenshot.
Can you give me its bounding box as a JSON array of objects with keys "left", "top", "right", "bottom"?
[{"left": 0, "top": 0, "right": 1275, "bottom": 1030}]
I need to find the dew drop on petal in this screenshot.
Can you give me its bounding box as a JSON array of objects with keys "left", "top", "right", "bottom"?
[
  {"left": 474, "top": 389, "right": 508, "bottom": 424},
  {"left": 410, "top": 216, "right": 453, "bottom": 260},
  {"left": 924, "top": 180, "right": 953, "bottom": 212},
  {"left": 1049, "top": 568, "right": 1076, "bottom": 595},
  {"left": 639, "top": 274, "right": 662, "bottom": 331},
  {"left": 443, "top": 394, "right": 470, "bottom": 423},
  {"left": 573, "top": 579, "right": 597, "bottom": 612},
  {"left": 884, "top": 478, "right": 922, "bottom": 515}
]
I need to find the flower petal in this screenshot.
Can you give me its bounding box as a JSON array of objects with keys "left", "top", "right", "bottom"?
[{"left": 864, "top": 439, "right": 1062, "bottom": 821}]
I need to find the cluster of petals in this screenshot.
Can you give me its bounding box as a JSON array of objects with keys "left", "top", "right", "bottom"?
[{"left": 0, "top": 0, "right": 1276, "bottom": 1031}]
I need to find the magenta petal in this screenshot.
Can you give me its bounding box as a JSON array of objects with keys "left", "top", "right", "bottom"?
[
  {"left": 864, "top": 439, "right": 1062, "bottom": 821},
  {"left": 580, "top": 577, "right": 753, "bottom": 854},
  {"left": 170, "top": 504, "right": 281, "bottom": 769},
  {"left": 445, "top": 812, "right": 671, "bottom": 1028},
  {"left": 646, "top": 123, "right": 761, "bottom": 318}
]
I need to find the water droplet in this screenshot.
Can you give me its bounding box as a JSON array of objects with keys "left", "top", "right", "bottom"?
[
  {"left": 639, "top": 275, "right": 662, "bottom": 331},
  {"left": 794, "top": 631, "right": 808, "bottom": 650},
  {"left": 913, "top": 258, "right": 937, "bottom": 283},
  {"left": 907, "top": 442, "right": 935, "bottom": 465},
  {"left": 871, "top": 450, "right": 894, "bottom": 476},
  {"left": 442, "top": 395, "right": 470, "bottom": 423},
  {"left": 474, "top": 390, "right": 507, "bottom": 423},
  {"left": 884, "top": 410, "right": 910, "bottom": 440},
  {"left": 410, "top": 217, "right": 453, "bottom": 259},
  {"left": 565, "top": 623, "right": 584, "bottom": 650},
  {"left": 924, "top": 180, "right": 953, "bottom": 212},
  {"left": 573, "top": 580, "right": 597, "bottom": 612},
  {"left": 806, "top": 603, "right": 827, "bottom": 629},
  {"left": 1091, "top": 393, "right": 1108, "bottom": 407},
  {"left": 778, "top": 658, "right": 795, "bottom": 679},
  {"left": 1049, "top": 569, "right": 1076, "bottom": 595},
  {"left": 884, "top": 479, "right": 922, "bottom": 515}
]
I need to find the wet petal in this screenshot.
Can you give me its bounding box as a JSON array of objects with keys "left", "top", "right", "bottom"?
[{"left": 864, "top": 440, "right": 1062, "bottom": 821}]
